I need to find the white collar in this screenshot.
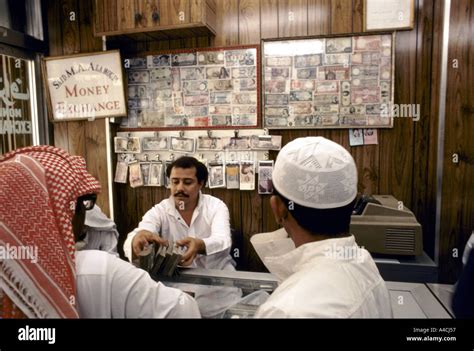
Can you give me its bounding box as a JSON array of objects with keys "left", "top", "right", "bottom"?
[
  {"left": 164, "top": 191, "right": 204, "bottom": 218},
  {"left": 263, "top": 235, "right": 357, "bottom": 281}
]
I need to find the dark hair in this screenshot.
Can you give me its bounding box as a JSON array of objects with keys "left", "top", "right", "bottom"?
[
  {"left": 166, "top": 156, "right": 208, "bottom": 185},
  {"left": 274, "top": 187, "right": 355, "bottom": 237}
]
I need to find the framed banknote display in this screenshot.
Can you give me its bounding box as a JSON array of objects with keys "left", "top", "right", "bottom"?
[
  {"left": 262, "top": 33, "right": 394, "bottom": 129},
  {"left": 123, "top": 45, "right": 260, "bottom": 130}
]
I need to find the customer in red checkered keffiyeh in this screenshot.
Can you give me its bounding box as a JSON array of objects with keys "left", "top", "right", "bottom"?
[{"left": 0, "top": 146, "right": 101, "bottom": 318}]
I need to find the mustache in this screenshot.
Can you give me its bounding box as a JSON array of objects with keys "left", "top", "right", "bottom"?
[{"left": 174, "top": 192, "right": 189, "bottom": 198}]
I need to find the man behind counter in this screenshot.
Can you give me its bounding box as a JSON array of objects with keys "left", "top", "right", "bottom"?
[{"left": 123, "top": 156, "right": 242, "bottom": 317}]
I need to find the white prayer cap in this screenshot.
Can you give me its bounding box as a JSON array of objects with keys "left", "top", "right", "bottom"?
[{"left": 273, "top": 137, "right": 357, "bottom": 209}]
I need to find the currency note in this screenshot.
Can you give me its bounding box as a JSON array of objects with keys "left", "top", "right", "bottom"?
[
  {"left": 180, "top": 67, "right": 205, "bottom": 80},
  {"left": 290, "top": 80, "right": 316, "bottom": 91},
  {"left": 211, "top": 115, "right": 232, "bottom": 126},
  {"left": 265, "top": 116, "right": 288, "bottom": 127},
  {"left": 129, "top": 57, "right": 146, "bottom": 69},
  {"left": 210, "top": 92, "right": 231, "bottom": 105},
  {"left": 265, "top": 80, "right": 288, "bottom": 93},
  {"left": 150, "top": 67, "right": 171, "bottom": 81},
  {"left": 315, "top": 81, "right": 339, "bottom": 94},
  {"left": 265, "top": 67, "right": 290, "bottom": 79},
  {"left": 289, "top": 103, "right": 313, "bottom": 115},
  {"left": 197, "top": 51, "right": 225, "bottom": 65},
  {"left": 296, "top": 68, "right": 317, "bottom": 79},
  {"left": 265, "top": 106, "right": 289, "bottom": 117},
  {"left": 209, "top": 105, "right": 232, "bottom": 114},
  {"left": 183, "top": 93, "right": 209, "bottom": 106},
  {"left": 147, "top": 54, "right": 170, "bottom": 68},
  {"left": 265, "top": 56, "right": 292, "bottom": 67},
  {"left": 317, "top": 66, "right": 350, "bottom": 80},
  {"left": 231, "top": 66, "right": 256, "bottom": 78},
  {"left": 265, "top": 94, "right": 289, "bottom": 105},
  {"left": 314, "top": 94, "right": 339, "bottom": 105},
  {"left": 171, "top": 53, "right": 197, "bottom": 66},
  {"left": 289, "top": 91, "right": 313, "bottom": 102},
  {"left": 233, "top": 78, "right": 257, "bottom": 91},
  {"left": 352, "top": 52, "right": 380, "bottom": 65},
  {"left": 294, "top": 54, "right": 322, "bottom": 68},
  {"left": 182, "top": 80, "right": 208, "bottom": 94},
  {"left": 225, "top": 49, "right": 256, "bottom": 66},
  {"left": 208, "top": 79, "right": 233, "bottom": 91},
  {"left": 323, "top": 54, "right": 350, "bottom": 65},
  {"left": 233, "top": 105, "right": 257, "bottom": 114},
  {"left": 326, "top": 38, "right": 352, "bottom": 54},
  {"left": 128, "top": 70, "right": 150, "bottom": 84},
  {"left": 232, "top": 92, "right": 257, "bottom": 105},
  {"left": 354, "top": 36, "right": 381, "bottom": 51},
  {"left": 206, "top": 66, "right": 230, "bottom": 79}
]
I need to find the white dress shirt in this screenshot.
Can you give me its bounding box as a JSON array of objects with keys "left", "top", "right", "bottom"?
[
  {"left": 76, "top": 250, "right": 200, "bottom": 318},
  {"left": 255, "top": 236, "right": 393, "bottom": 318},
  {"left": 123, "top": 193, "right": 242, "bottom": 317}
]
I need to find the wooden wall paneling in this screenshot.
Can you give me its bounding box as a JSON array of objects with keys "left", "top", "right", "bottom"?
[
  {"left": 53, "top": 124, "right": 70, "bottom": 151},
  {"left": 262, "top": 148, "right": 280, "bottom": 234},
  {"left": 147, "top": 39, "right": 172, "bottom": 51},
  {"left": 125, "top": 186, "right": 139, "bottom": 232},
  {"left": 182, "top": 35, "right": 211, "bottom": 48},
  {"left": 93, "top": 0, "right": 104, "bottom": 34},
  {"left": 439, "top": 0, "right": 474, "bottom": 283},
  {"left": 46, "top": 0, "right": 66, "bottom": 152},
  {"left": 169, "top": 38, "right": 185, "bottom": 49},
  {"left": 352, "top": 0, "right": 363, "bottom": 33},
  {"left": 278, "top": 0, "right": 308, "bottom": 38},
  {"left": 214, "top": 0, "right": 239, "bottom": 46},
  {"left": 378, "top": 28, "right": 416, "bottom": 210},
  {"left": 422, "top": 0, "right": 444, "bottom": 259},
  {"left": 84, "top": 120, "right": 110, "bottom": 216},
  {"left": 350, "top": 144, "right": 379, "bottom": 195},
  {"left": 190, "top": 0, "right": 203, "bottom": 23},
  {"left": 99, "top": 0, "right": 116, "bottom": 33},
  {"left": 324, "top": 1, "right": 350, "bottom": 155},
  {"left": 117, "top": 0, "right": 135, "bottom": 31},
  {"left": 412, "top": 0, "right": 436, "bottom": 258},
  {"left": 61, "top": 0, "right": 81, "bottom": 55},
  {"left": 239, "top": 0, "right": 261, "bottom": 45},
  {"left": 260, "top": 0, "right": 279, "bottom": 39},
  {"left": 114, "top": 183, "right": 130, "bottom": 257},
  {"left": 79, "top": 0, "right": 103, "bottom": 52},
  {"left": 160, "top": 0, "right": 191, "bottom": 25},
  {"left": 330, "top": 0, "right": 352, "bottom": 34},
  {"left": 67, "top": 121, "right": 87, "bottom": 157},
  {"left": 135, "top": 186, "right": 153, "bottom": 225},
  {"left": 135, "top": 1, "right": 154, "bottom": 29},
  {"left": 141, "top": 0, "right": 161, "bottom": 28},
  {"left": 307, "top": 0, "right": 330, "bottom": 36},
  {"left": 61, "top": 0, "right": 87, "bottom": 156},
  {"left": 241, "top": 190, "right": 265, "bottom": 271}
]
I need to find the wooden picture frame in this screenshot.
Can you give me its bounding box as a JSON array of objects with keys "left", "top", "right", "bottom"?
[
  {"left": 121, "top": 45, "right": 261, "bottom": 131},
  {"left": 364, "top": 0, "right": 415, "bottom": 32},
  {"left": 43, "top": 50, "right": 127, "bottom": 121},
  {"left": 262, "top": 33, "right": 395, "bottom": 129}
]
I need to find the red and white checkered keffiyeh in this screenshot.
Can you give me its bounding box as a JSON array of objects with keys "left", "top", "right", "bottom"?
[{"left": 0, "top": 146, "right": 101, "bottom": 318}]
